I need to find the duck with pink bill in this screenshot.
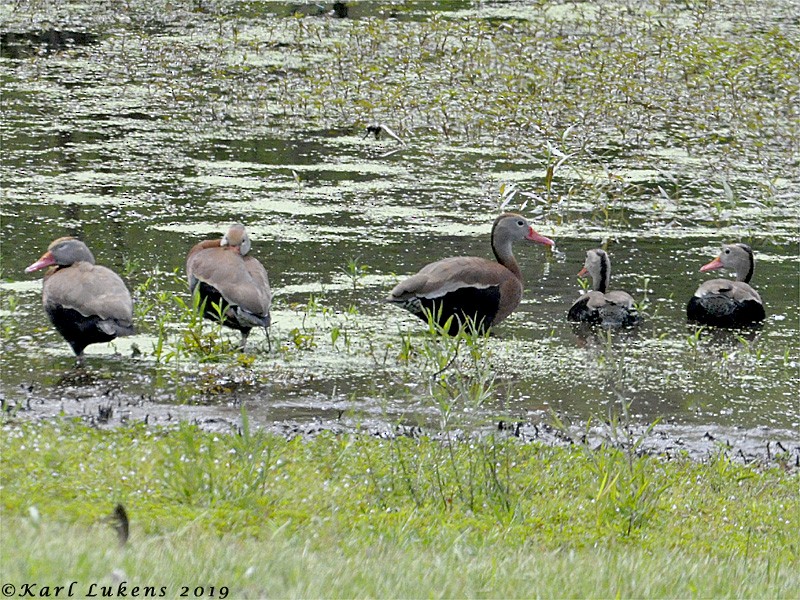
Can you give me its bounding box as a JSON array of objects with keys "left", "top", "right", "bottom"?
[
  {"left": 385, "top": 213, "right": 554, "bottom": 333},
  {"left": 687, "top": 243, "right": 765, "bottom": 327},
  {"left": 567, "top": 248, "right": 641, "bottom": 328},
  {"left": 25, "top": 237, "right": 135, "bottom": 361}
]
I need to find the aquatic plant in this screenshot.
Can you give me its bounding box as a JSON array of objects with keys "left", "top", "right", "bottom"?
[
  {"left": 0, "top": 290, "right": 21, "bottom": 342},
  {"left": 133, "top": 271, "right": 235, "bottom": 363},
  {"left": 342, "top": 257, "right": 369, "bottom": 292}
]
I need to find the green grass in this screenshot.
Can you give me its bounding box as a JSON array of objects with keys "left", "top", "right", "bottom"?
[
  {"left": 2, "top": 419, "right": 798, "bottom": 598},
  {"left": 4, "top": 518, "right": 797, "bottom": 599}
]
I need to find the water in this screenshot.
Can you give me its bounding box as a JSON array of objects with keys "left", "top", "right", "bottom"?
[{"left": 1, "top": 0, "right": 797, "bottom": 438}]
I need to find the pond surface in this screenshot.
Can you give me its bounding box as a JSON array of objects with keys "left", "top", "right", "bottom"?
[{"left": 1, "top": 1, "right": 798, "bottom": 444}]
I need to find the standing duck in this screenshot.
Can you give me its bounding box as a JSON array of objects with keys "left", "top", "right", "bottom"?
[
  {"left": 687, "top": 243, "right": 765, "bottom": 326},
  {"left": 186, "top": 223, "right": 272, "bottom": 349},
  {"left": 385, "top": 213, "right": 554, "bottom": 332},
  {"left": 567, "top": 248, "right": 640, "bottom": 327},
  {"left": 25, "top": 237, "right": 134, "bottom": 360}
]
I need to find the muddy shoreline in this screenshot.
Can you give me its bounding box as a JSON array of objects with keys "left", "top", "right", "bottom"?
[{"left": 5, "top": 385, "right": 798, "bottom": 473}]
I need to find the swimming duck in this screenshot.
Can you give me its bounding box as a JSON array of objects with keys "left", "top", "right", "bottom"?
[
  {"left": 567, "top": 248, "right": 640, "bottom": 327},
  {"left": 687, "top": 243, "right": 765, "bottom": 326}
]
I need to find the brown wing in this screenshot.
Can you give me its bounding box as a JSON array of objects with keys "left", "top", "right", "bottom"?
[
  {"left": 241, "top": 255, "right": 272, "bottom": 314},
  {"left": 582, "top": 290, "right": 609, "bottom": 310},
  {"left": 388, "top": 257, "right": 513, "bottom": 300},
  {"left": 603, "top": 290, "right": 636, "bottom": 310},
  {"left": 187, "top": 247, "right": 271, "bottom": 317},
  {"left": 43, "top": 263, "right": 133, "bottom": 323},
  {"left": 694, "top": 279, "right": 762, "bottom": 304}
]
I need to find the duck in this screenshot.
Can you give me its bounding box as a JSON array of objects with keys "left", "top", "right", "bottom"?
[
  {"left": 385, "top": 213, "right": 554, "bottom": 333},
  {"left": 687, "top": 243, "right": 765, "bottom": 326},
  {"left": 25, "top": 237, "right": 135, "bottom": 360},
  {"left": 186, "top": 223, "right": 272, "bottom": 349},
  {"left": 567, "top": 248, "right": 640, "bottom": 327}
]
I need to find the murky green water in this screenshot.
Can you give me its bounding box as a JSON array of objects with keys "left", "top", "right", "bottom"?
[{"left": 1, "top": 1, "right": 797, "bottom": 434}]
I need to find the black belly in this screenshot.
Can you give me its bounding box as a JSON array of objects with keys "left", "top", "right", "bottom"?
[
  {"left": 45, "top": 305, "right": 121, "bottom": 356},
  {"left": 568, "top": 297, "right": 640, "bottom": 328},
  {"left": 194, "top": 282, "right": 251, "bottom": 333},
  {"left": 412, "top": 286, "right": 502, "bottom": 333},
  {"left": 567, "top": 297, "right": 598, "bottom": 324},
  {"left": 686, "top": 296, "right": 765, "bottom": 327}
]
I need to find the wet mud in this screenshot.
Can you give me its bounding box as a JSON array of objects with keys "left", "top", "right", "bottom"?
[{"left": 4, "top": 377, "right": 798, "bottom": 472}]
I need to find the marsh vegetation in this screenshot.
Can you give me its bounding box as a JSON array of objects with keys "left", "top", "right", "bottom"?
[{"left": 2, "top": 0, "right": 798, "bottom": 434}]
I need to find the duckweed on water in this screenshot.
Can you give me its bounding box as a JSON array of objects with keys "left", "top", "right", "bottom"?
[{"left": 1, "top": 1, "right": 798, "bottom": 432}]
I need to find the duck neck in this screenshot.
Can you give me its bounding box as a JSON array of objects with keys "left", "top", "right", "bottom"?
[
  {"left": 492, "top": 230, "right": 522, "bottom": 281},
  {"left": 737, "top": 245, "right": 755, "bottom": 283},
  {"left": 43, "top": 266, "right": 62, "bottom": 280},
  {"left": 594, "top": 254, "right": 609, "bottom": 294}
]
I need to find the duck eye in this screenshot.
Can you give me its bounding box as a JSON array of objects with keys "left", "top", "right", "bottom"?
[
  {"left": 517, "top": 220, "right": 524, "bottom": 226},
  {"left": 724, "top": 249, "right": 730, "bottom": 254}
]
